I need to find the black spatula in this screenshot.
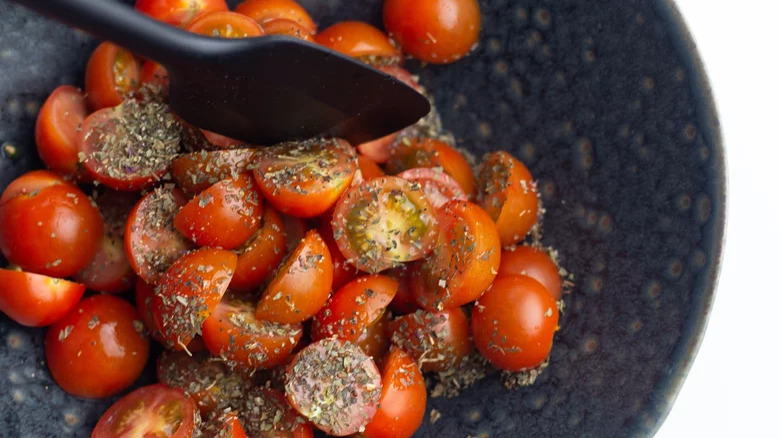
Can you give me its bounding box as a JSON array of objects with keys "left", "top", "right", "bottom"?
[{"left": 9, "top": 0, "right": 430, "bottom": 145}]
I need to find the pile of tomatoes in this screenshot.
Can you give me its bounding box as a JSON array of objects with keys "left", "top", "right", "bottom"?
[{"left": 0, "top": 0, "right": 567, "bottom": 437}]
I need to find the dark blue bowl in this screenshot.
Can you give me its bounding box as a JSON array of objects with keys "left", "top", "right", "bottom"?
[{"left": 0, "top": 0, "right": 724, "bottom": 437}]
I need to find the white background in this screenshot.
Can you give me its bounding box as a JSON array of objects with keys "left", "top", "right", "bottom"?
[{"left": 655, "top": 1, "right": 780, "bottom": 437}]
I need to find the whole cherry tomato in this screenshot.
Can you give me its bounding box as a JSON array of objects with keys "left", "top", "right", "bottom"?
[{"left": 499, "top": 245, "right": 563, "bottom": 300}]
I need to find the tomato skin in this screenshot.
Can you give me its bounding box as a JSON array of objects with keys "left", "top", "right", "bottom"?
[
  {"left": 140, "top": 61, "right": 170, "bottom": 94},
  {"left": 200, "top": 129, "right": 244, "bottom": 149},
  {"left": 0, "top": 170, "right": 103, "bottom": 277},
  {"left": 262, "top": 19, "right": 315, "bottom": 41},
  {"left": 172, "top": 148, "right": 261, "bottom": 195},
  {"left": 235, "top": 0, "right": 317, "bottom": 34},
  {"left": 387, "top": 265, "right": 418, "bottom": 315},
  {"left": 383, "top": 0, "right": 481, "bottom": 64},
  {"left": 92, "top": 384, "right": 199, "bottom": 438},
  {"left": 499, "top": 246, "right": 562, "bottom": 300},
  {"left": 203, "top": 411, "right": 248, "bottom": 438},
  {"left": 397, "top": 167, "right": 468, "bottom": 209},
  {"left": 45, "top": 295, "right": 150, "bottom": 398},
  {"left": 135, "top": 0, "right": 228, "bottom": 27},
  {"left": 0, "top": 269, "right": 85, "bottom": 327},
  {"left": 230, "top": 205, "right": 287, "bottom": 292},
  {"left": 387, "top": 137, "right": 477, "bottom": 199},
  {"left": 357, "top": 154, "right": 386, "bottom": 180},
  {"left": 84, "top": 42, "right": 140, "bottom": 111},
  {"left": 472, "top": 275, "right": 559, "bottom": 371},
  {"left": 34, "top": 85, "right": 89, "bottom": 178},
  {"left": 377, "top": 65, "right": 424, "bottom": 93},
  {"left": 354, "top": 311, "right": 392, "bottom": 364},
  {"left": 356, "top": 132, "right": 398, "bottom": 164},
  {"left": 316, "top": 21, "right": 401, "bottom": 63},
  {"left": 388, "top": 307, "right": 472, "bottom": 373},
  {"left": 317, "top": 220, "right": 359, "bottom": 291},
  {"left": 363, "top": 349, "right": 427, "bottom": 438},
  {"left": 186, "top": 11, "right": 265, "bottom": 37}
]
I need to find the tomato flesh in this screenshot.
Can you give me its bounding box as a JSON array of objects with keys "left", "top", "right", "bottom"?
[
  {"left": 397, "top": 167, "right": 468, "bottom": 208},
  {"left": 387, "top": 137, "right": 477, "bottom": 199},
  {"left": 238, "top": 387, "right": 313, "bottom": 438},
  {"left": 262, "top": 19, "right": 315, "bottom": 41}
]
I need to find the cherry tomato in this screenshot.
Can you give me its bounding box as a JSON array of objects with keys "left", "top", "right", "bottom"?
[
  {"left": 186, "top": 11, "right": 265, "bottom": 37},
  {"left": 230, "top": 205, "right": 287, "bottom": 292},
  {"left": 135, "top": 279, "right": 163, "bottom": 341},
  {"left": 383, "top": 0, "right": 481, "bottom": 64},
  {"left": 84, "top": 42, "right": 140, "bottom": 111},
  {"left": 0, "top": 268, "right": 85, "bottom": 327},
  {"left": 477, "top": 150, "right": 539, "bottom": 246},
  {"left": 388, "top": 307, "right": 472, "bottom": 372},
  {"left": 397, "top": 167, "right": 468, "bottom": 208},
  {"left": 91, "top": 384, "right": 198, "bottom": 438},
  {"left": 332, "top": 176, "right": 438, "bottom": 273},
  {"left": 135, "top": 0, "right": 228, "bottom": 27},
  {"left": 140, "top": 61, "right": 170, "bottom": 95},
  {"left": 387, "top": 137, "right": 477, "bottom": 199},
  {"left": 472, "top": 275, "right": 559, "bottom": 371},
  {"left": 152, "top": 248, "right": 237, "bottom": 350},
  {"left": 281, "top": 213, "right": 309, "bottom": 254},
  {"left": 356, "top": 132, "right": 398, "bottom": 164},
  {"left": 377, "top": 65, "right": 424, "bottom": 92},
  {"left": 255, "top": 229, "right": 332, "bottom": 324},
  {"left": 387, "top": 265, "right": 418, "bottom": 314},
  {"left": 125, "top": 187, "right": 194, "bottom": 284},
  {"left": 45, "top": 295, "right": 149, "bottom": 398},
  {"left": 234, "top": 0, "right": 317, "bottom": 34},
  {"left": 172, "top": 148, "right": 262, "bottom": 195},
  {"left": 499, "top": 245, "right": 562, "bottom": 300},
  {"left": 200, "top": 129, "right": 244, "bottom": 149},
  {"left": 363, "top": 349, "right": 426, "bottom": 438},
  {"left": 316, "top": 21, "right": 402, "bottom": 64},
  {"left": 262, "top": 19, "right": 315, "bottom": 41},
  {"left": 317, "top": 220, "right": 359, "bottom": 291},
  {"left": 203, "top": 410, "right": 248, "bottom": 438},
  {"left": 0, "top": 170, "right": 103, "bottom": 277},
  {"left": 411, "top": 200, "right": 500, "bottom": 310},
  {"left": 357, "top": 154, "right": 386, "bottom": 180},
  {"left": 252, "top": 138, "right": 357, "bottom": 218},
  {"left": 174, "top": 173, "right": 262, "bottom": 249},
  {"left": 238, "top": 387, "right": 313, "bottom": 438},
  {"left": 312, "top": 274, "right": 397, "bottom": 341},
  {"left": 34, "top": 85, "right": 89, "bottom": 178},
  {"left": 202, "top": 294, "right": 302, "bottom": 369},
  {"left": 354, "top": 311, "right": 392, "bottom": 364},
  {"left": 285, "top": 338, "right": 382, "bottom": 436}
]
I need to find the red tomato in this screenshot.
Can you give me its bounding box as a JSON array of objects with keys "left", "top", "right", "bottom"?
[
  {"left": 356, "top": 132, "right": 398, "bottom": 164},
  {"left": 255, "top": 230, "right": 332, "bottom": 324},
  {"left": 140, "top": 61, "right": 170, "bottom": 94},
  {"left": 317, "top": 220, "right": 359, "bottom": 291},
  {"left": 387, "top": 137, "right": 477, "bottom": 199},
  {"left": 377, "top": 65, "right": 424, "bottom": 92},
  {"left": 202, "top": 294, "right": 302, "bottom": 369},
  {"left": 203, "top": 410, "right": 248, "bottom": 438},
  {"left": 0, "top": 170, "right": 103, "bottom": 277},
  {"left": 135, "top": 279, "right": 162, "bottom": 340},
  {"left": 45, "top": 295, "right": 149, "bottom": 398},
  {"left": 477, "top": 150, "right": 538, "bottom": 245},
  {"left": 135, "top": 0, "right": 228, "bottom": 27},
  {"left": 316, "top": 21, "right": 401, "bottom": 63},
  {"left": 357, "top": 154, "right": 386, "bottom": 180},
  {"left": 397, "top": 167, "right": 468, "bottom": 208},
  {"left": 125, "top": 187, "right": 194, "bottom": 284},
  {"left": 499, "top": 245, "right": 562, "bottom": 300},
  {"left": 262, "top": 19, "right": 315, "bottom": 41},
  {"left": 186, "top": 11, "right": 265, "bottom": 37},
  {"left": 388, "top": 307, "right": 472, "bottom": 372},
  {"left": 312, "top": 274, "right": 397, "bottom": 341},
  {"left": 472, "top": 275, "right": 559, "bottom": 371},
  {"left": 172, "top": 148, "right": 262, "bottom": 195},
  {"left": 332, "top": 176, "right": 438, "bottom": 273},
  {"left": 411, "top": 200, "right": 500, "bottom": 310},
  {"left": 281, "top": 213, "right": 309, "bottom": 254},
  {"left": 174, "top": 173, "right": 262, "bottom": 249},
  {"left": 84, "top": 42, "right": 140, "bottom": 111},
  {"left": 230, "top": 205, "right": 287, "bottom": 292},
  {"left": 234, "top": 0, "right": 317, "bottom": 34},
  {"left": 201, "top": 129, "right": 244, "bottom": 149},
  {"left": 383, "top": 0, "right": 481, "bottom": 64},
  {"left": 285, "top": 338, "right": 382, "bottom": 436},
  {"left": 252, "top": 138, "right": 357, "bottom": 218},
  {"left": 152, "top": 248, "right": 237, "bottom": 350},
  {"left": 34, "top": 85, "right": 89, "bottom": 177},
  {"left": 363, "top": 349, "right": 426, "bottom": 438},
  {"left": 238, "top": 387, "right": 313, "bottom": 438},
  {"left": 387, "top": 265, "right": 418, "bottom": 314},
  {"left": 354, "top": 311, "right": 392, "bottom": 364},
  {"left": 0, "top": 268, "right": 85, "bottom": 327},
  {"left": 91, "top": 384, "right": 198, "bottom": 438}
]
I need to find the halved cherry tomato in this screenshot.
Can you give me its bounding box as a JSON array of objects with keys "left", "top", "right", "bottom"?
[
  {"left": 84, "top": 42, "right": 140, "bottom": 111},
  {"left": 411, "top": 200, "right": 500, "bottom": 310},
  {"left": 126, "top": 187, "right": 194, "bottom": 284},
  {"left": 238, "top": 387, "right": 313, "bottom": 438},
  {"left": 362, "top": 349, "right": 426, "bottom": 438},
  {"left": 285, "top": 338, "right": 382, "bottom": 436},
  {"left": 354, "top": 311, "right": 392, "bottom": 364},
  {"left": 34, "top": 85, "right": 89, "bottom": 177},
  {"left": 140, "top": 61, "right": 170, "bottom": 94},
  {"left": 172, "top": 148, "right": 262, "bottom": 195},
  {"left": 388, "top": 307, "right": 472, "bottom": 372},
  {"left": 317, "top": 220, "right": 359, "bottom": 291},
  {"left": 174, "top": 173, "right": 262, "bottom": 249},
  {"left": 135, "top": 0, "right": 228, "bottom": 27},
  {"left": 45, "top": 295, "right": 149, "bottom": 398},
  {"left": 235, "top": 0, "right": 317, "bottom": 34},
  {"left": 203, "top": 410, "right": 248, "bottom": 438},
  {"left": 186, "top": 11, "right": 265, "bottom": 37},
  {"left": 499, "top": 245, "right": 562, "bottom": 300},
  {"left": 472, "top": 275, "right": 559, "bottom": 371},
  {"left": 357, "top": 154, "right": 386, "bottom": 180},
  {"left": 387, "top": 265, "right": 418, "bottom": 315},
  {"left": 253, "top": 138, "right": 357, "bottom": 218},
  {"left": 312, "top": 274, "right": 397, "bottom": 341},
  {"left": 281, "top": 213, "right": 309, "bottom": 254},
  {"left": 0, "top": 268, "right": 85, "bottom": 327},
  {"left": 397, "top": 167, "right": 468, "bottom": 208},
  {"left": 202, "top": 293, "right": 302, "bottom": 369},
  {"left": 315, "top": 21, "right": 401, "bottom": 64},
  {"left": 262, "top": 19, "right": 315, "bottom": 41},
  {"left": 387, "top": 137, "right": 477, "bottom": 199},
  {"left": 332, "top": 176, "right": 438, "bottom": 273},
  {"left": 0, "top": 170, "right": 103, "bottom": 277},
  {"left": 377, "top": 65, "right": 424, "bottom": 93},
  {"left": 201, "top": 129, "right": 244, "bottom": 149},
  {"left": 383, "top": 0, "right": 481, "bottom": 64},
  {"left": 152, "top": 248, "right": 236, "bottom": 350},
  {"left": 135, "top": 279, "right": 163, "bottom": 340},
  {"left": 92, "top": 384, "right": 198, "bottom": 438},
  {"left": 477, "top": 151, "right": 539, "bottom": 246},
  {"left": 230, "top": 205, "right": 287, "bottom": 291},
  {"left": 255, "top": 229, "right": 332, "bottom": 324},
  {"left": 356, "top": 132, "right": 398, "bottom": 164}
]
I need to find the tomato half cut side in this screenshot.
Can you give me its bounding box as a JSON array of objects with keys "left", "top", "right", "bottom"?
[
  {"left": 262, "top": 19, "right": 315, "bottom": 41},
  {"left": 332, "top": 176, "right": 438, "bottom": 273},
  {"left": 499, "top": 245, "right": 563, "bottom": 300},
  {"left": 84, "top": 42, "right": 140, "bottom": 111},
  {"left": 397, "top": 167, "right": 468, "bottom": 208},
  {"left": 387, "top": 137, "right": 477, "bottom": 199},
  {"left": 202, "top": 410, "right": 248, "bottom": 438},
  {"left": 186, "top": 11, "right": 265, "bottom": 37},
  {"left": 234, "top": 0, "right": 317, "bottom": 34},
  {"left": 252, "top": 138, "right": 357, "bottom": 218},
  {"left": 34, "top": 85, "right": 89, "bottom": 178},
  {"left": 135, "top": 0, "right": 229, "bottom": 27},
  {"left": 0, "top": 268, "right": 85, "bottom": 327},
  {"left": 315, "top": 21, "right": 402, "bottom": 65},
  {"left": 172, "top": 148, "right": 262, "bottom": 195},
  {"left": 91, "top": 384, "right": 198, "bottom": 438},
  {"left": 230, "top": 205, "right": 287, "bottom": 292},
  {"left": 238, "top": 387, "right": 313, "bottom": 438}
]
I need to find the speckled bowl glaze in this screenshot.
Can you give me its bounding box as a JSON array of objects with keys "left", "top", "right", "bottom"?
[{"left": 0, "top": 0, "right": 724, "bottom": 437}]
